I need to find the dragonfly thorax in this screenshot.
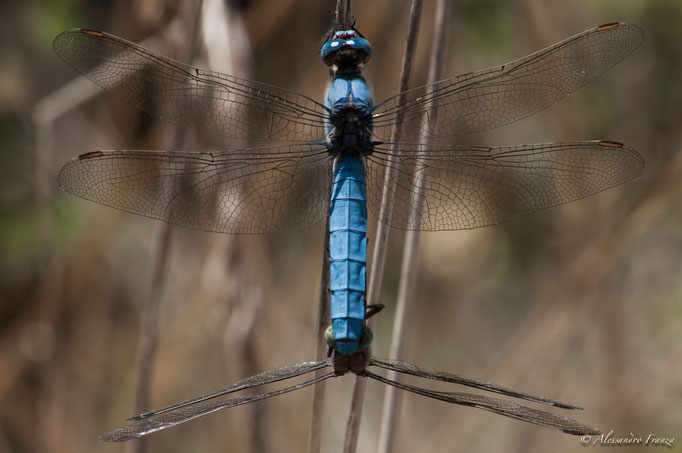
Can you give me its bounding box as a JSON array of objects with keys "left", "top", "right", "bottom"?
[
  {"left": 328, "top": 105, "right": 373, "bottom": 156},
  {"left": 323, "top": 30, "right": 375, "bottom": 159}
]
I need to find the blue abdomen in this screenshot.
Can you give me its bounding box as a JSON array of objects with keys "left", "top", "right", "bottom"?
[{"left": 329, "top": 156, "right": 367, "bottom": 355}]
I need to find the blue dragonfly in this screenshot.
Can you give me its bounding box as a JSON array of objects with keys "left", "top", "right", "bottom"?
[{"left": 53, "top": 21, "right": 644, "bottom": 440}]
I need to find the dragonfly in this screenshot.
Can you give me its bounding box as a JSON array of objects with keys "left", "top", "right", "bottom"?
[{"left": 53, "top": 21, "right": 644, "bottom": 440}]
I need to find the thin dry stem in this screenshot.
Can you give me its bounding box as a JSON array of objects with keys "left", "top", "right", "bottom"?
[
  {"left": 129, "top": 2, "right": 204, "bottom": 453},
  {"left": 308, "top": 2, "right": 348, "bottom": 449},
  {"left": 32, "top": 48, "right": 111, "bottom": 325},
  {"left": 336, "top": 0, "right": 353, "bottom": 29},
  {"left": 308, "top": 207, "right": 331, "bottom": 453},
  {"left": 375, "top": 1, "right": 452, "bottom": 451},
  {"left": 32, "top": 23, "right": 173, "bottom": 453},
  {"left": 342, "top": 1, "right": 424, "bottom": 452}
]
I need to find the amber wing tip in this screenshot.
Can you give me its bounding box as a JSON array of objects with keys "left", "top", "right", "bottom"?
[
  {"left": 596, "top": 22, "right": 621, "bottom": 32},
  {"left": 598, "top": 140, "right": 624, "bottom": 148},
  {"left": 79, "top": 28, "right": 105, "bottom": 37},
  {"left": 78, "top": 151, "right": 105, "bottom": 160}
]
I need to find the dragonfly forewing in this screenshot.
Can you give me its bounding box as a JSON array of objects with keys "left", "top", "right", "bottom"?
[
  {"left": 52, "top": 29, "right": 330, "bottom": 142},
  {"left": 371, "top": 23, "right": 644, "bottom": 141}
]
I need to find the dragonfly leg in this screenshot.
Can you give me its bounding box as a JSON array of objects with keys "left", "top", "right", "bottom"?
[{"left": 365, "top": 303, "right": 384, "bottom": 319}]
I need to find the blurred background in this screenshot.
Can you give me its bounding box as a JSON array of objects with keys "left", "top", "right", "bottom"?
[{"left": 1, "top": 0, "right": 681, "bottom": 452}]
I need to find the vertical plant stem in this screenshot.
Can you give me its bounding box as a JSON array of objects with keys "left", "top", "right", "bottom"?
[
  {"left": 33, "top": 74, "right": 105, "bottom": 333},
  {"left": 308, "top": 204, "right": 331, "bottom": 453},
  {"left": 33, "top": 101, "right": 62, "bottom": 453},
  {"left": 336, "top": 0, "right": 353, "bottom": 29},
  {"left": 375, "top": 1, "right": 452, "bottom": 452},
  {"left": 128, "top": 2, "right": 204, "bottom": 453},
  {"left": 33, "top": 53, "right": 117, "bottom": 453},
  {"left": 307, "top": 4, "right": 351, "bottom": 451},
  {"left": 342, "top": 1, "right": 423, "bottom": 452},
  {"left": 33, "top": 24, "right": 173, "bottom": 453}
]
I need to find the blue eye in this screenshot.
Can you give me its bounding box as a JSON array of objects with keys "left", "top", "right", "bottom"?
[
  {"left": 320, "top": 36, "right": 373, "bottom": 65},
  {"left": 346, "top": 37, "right": 372, "bottom": 58},
  {"left": 320, "top": 38, "right": 346, "bottom": 60}
]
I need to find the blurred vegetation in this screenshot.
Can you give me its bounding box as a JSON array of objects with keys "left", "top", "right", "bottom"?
[{"left": 1, "top": 0, "right": 681, "bottom": 452}]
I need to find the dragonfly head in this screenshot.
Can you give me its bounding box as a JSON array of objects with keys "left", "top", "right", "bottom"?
[{"left": 321, "top": 29, "right": 372, "bottom": 70}]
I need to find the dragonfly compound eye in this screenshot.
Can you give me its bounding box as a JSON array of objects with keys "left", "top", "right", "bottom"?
[{"left": 320, "top": 32, "right": 372, "bottom": 67}]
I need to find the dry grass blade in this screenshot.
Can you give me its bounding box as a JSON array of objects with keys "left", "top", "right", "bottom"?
[
  {"left": 336, "top": 0, "right": 353, "bottom": 29},
  {"left": 343, "top": 1, "right": 424, "bottom": 452},
  {"left": 308, "top": 203, "right": 331, "bottom": 453},
  {"left": 376, "top": 1, "right": 451, "bottom": 452},
  {"left": 129, "top": 2, "right": 204, "bottom": 453},
  {"left": 309, "top": 4, "right": 349, "bottom": 451}
]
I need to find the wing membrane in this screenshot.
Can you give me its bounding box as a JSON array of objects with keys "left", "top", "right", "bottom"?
[
  {"left": 53, "top": 29, "right": 329, "bottom": 142},
  {"left": 101, "top": 371, "right": 334, "bottom": 441},
  {"left": 367, "top": 371, "right": 599, "bottom": 436},
  {"left": 58, "top": 144, "right": 332, "bottom": 234},
  {"left": 371, "top": 23, "right": 644, "bottom": 140},
  {"left": 370, "top": 358, "right": 580, "bottom": 409},
  {"left": 366, "top": 141, "right": 643, "bottom": 230},
  {"left": 133, "top": 360, "right": 330, "bottom": 420}
]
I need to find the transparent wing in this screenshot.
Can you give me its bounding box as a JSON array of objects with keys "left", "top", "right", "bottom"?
[
  {"left": 133, "top": 360, "right": 330, "bottom": 420},
  {"left": 367, "top": 371, "right": 599, "bottom": 436},
  {"left": 53, "top": 29, "right": 329, "bottom": 142},
  {"left": 371, "top": 23, "right": 644, "bottom": 140},
  {"left": 58, "top": 144, "right": 332, "bottom": 234},
  {"left": 366, "top": 141, "right": 644, "bottom": 231},
  {"left": 101, "top": 364, "right": 334, "bottom": 442},
  {"left": 370, "top": 358, "right": 580, "bottom": 409}
]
